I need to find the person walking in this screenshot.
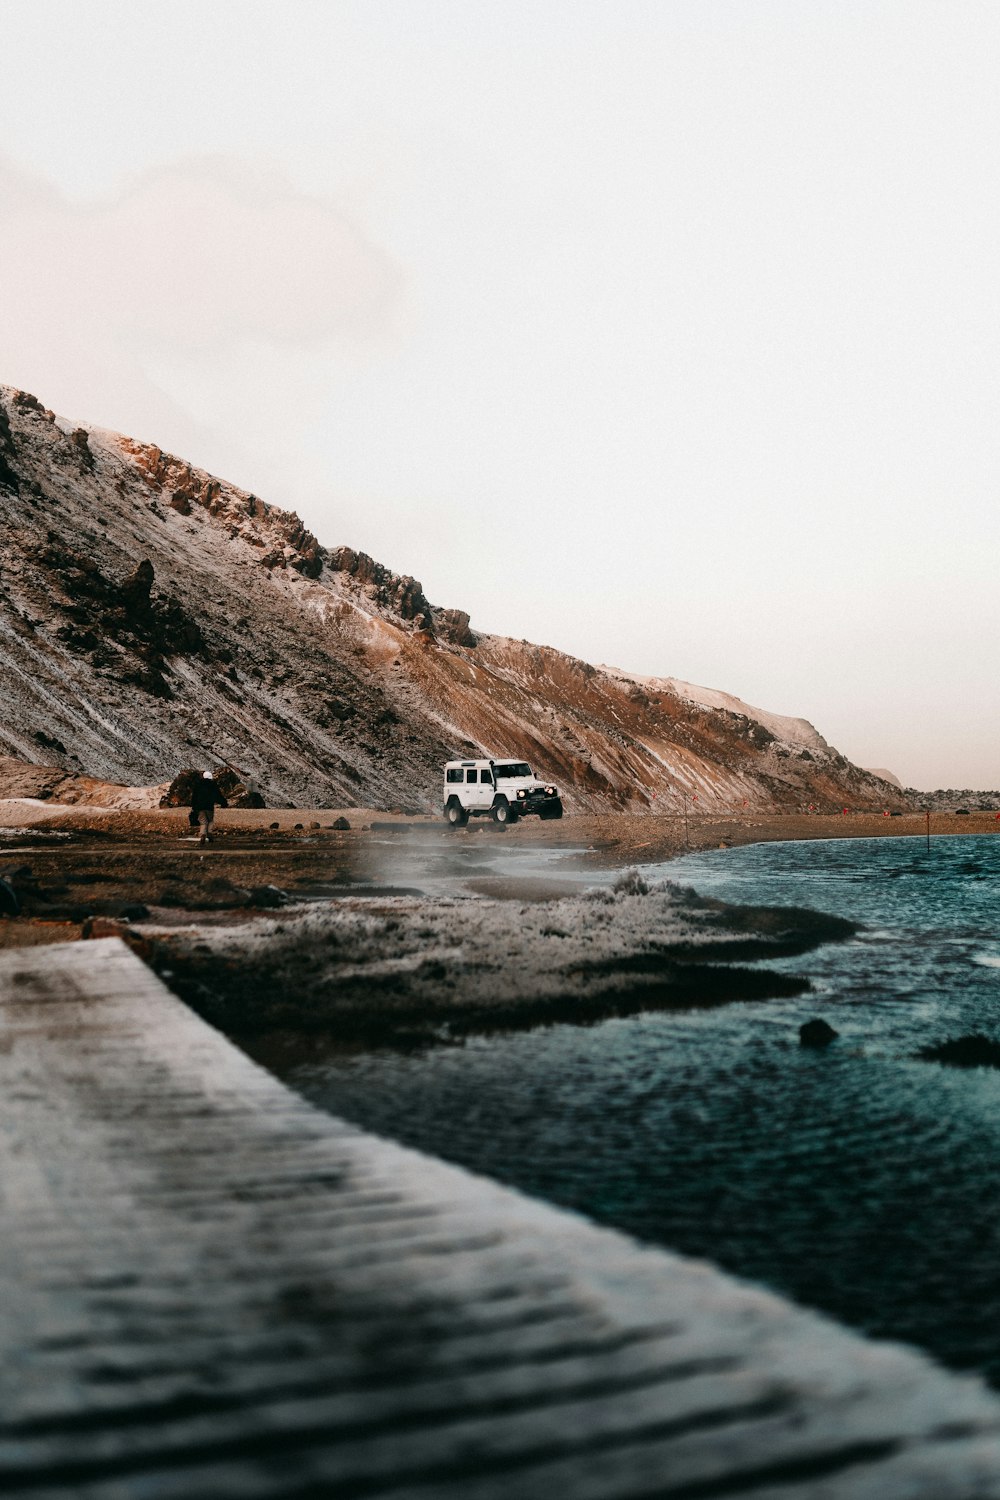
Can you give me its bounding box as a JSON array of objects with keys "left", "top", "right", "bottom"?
[{"left": 191, "top": 770, "right": 228, "bottom": 845}]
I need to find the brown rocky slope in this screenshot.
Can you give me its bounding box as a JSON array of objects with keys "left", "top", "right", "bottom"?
[{"left": 0, "top": 385, "right": 907, "bottom": 812}]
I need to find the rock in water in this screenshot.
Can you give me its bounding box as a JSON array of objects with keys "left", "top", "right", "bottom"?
[
  {"left": 799, "top": 1017, "right": 839, "bottom": 1048},
  {"left": 917, "top": 1033, "right": 1000, "bottom": 1069}
]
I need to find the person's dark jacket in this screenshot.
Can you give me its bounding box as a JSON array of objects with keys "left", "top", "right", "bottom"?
[{"left": 191, "top": 778, "right": 228, "bottom": 814}]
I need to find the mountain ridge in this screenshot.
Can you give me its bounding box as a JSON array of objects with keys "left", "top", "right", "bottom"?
[{"left": 0, "top": 385, "right": 909, "bottom": 812}]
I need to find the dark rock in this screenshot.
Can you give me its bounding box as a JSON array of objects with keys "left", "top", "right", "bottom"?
[
  {"left": 161, "top": 765, "right": 262, "bottom": 808},
  {"left": 69, "top": 427, "right": 94, "bottom": 470},
  {"left": 56, "top": 623, "right": 100, "bottom": 653},
  {"left": 332, "top": 816, "right": 351, "bottom": 830},
  {"left": 799, "top": 1018, "right": 839, "bottom": 1048},
  {"left": 12, "top": 390, "right": 48, "bottom": 415},
  {"left": 0, "top": 400, "right": 19, "bottom": 493},
  {"left": 269, "top": 821, "right": 280, "bottom": 829},
  {"left": 36, "top": 542, "right": 207, "bottom": 693},
  {"left": 917, "top": 1034, "right": 1000, "bottom": 1069},
  {"left": 34, "top": 730, "right": 68, "bottom": 755},
  {"left": 159, "top": 768, "right": 202, "bottom": 807},
  {"left": 247, "top": 885, "right": 290, "bottom": 909},
  {"left": 121, "top": 558, "right": 155, "bottom": 609},
  {"left": 215, "top": 766, "right": 262, "bottom": 807}
]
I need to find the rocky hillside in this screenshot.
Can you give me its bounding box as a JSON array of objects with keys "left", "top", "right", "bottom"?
[
  {"left": 908, "top": 788, "right": 1000, "bottom": 812},
  {"left": 0, "top": 385, "right": 908, "bottom": 812}
]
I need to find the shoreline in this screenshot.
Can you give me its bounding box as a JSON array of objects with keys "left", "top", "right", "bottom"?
[
  {"left": 0, "top": 804, "right": 993, "bottom": 938},
  {"left": 0, "top": 800, "right": 885, "bottom": 1042},
  {"left": 0, "top": 805, "right": 992, "bottom": 1040}
]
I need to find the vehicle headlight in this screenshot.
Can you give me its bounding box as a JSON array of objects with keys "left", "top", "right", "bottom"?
[
  {"left": 545, "top": 786, "right": 556, "bottom": 795},
  {"left": 517, "top": 789, "right": 527, "bottom": 798}
]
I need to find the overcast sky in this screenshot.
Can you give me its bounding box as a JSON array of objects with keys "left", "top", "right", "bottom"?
[{"left": 1, "top": 1, "right": 997, "bottom": 789}]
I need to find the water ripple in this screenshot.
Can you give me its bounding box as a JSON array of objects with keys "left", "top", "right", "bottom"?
[{"left": 258, "top": 834, "right": 1000, "bottom": 1385}]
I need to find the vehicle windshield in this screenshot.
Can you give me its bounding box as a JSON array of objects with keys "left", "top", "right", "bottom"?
[{"left": 493, "top": 762, "right": 533, "bottom": 779}]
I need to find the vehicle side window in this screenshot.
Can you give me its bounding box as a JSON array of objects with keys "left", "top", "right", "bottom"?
[
  {"left": 466, "top": 769, "right": 477, "bottom": 783},
  {"left": 480, "top": 769, "right": 493, "bottom": 784},
  {"left": 446, "top": 768, "right": 463, "bottom": 783}
]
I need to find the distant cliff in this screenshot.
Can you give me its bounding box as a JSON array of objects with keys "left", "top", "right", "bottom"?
[{"left": 0, "top": 385, "right": 910, "bottom": 811}]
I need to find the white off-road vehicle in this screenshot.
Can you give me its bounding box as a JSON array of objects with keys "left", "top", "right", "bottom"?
[{"left": 443, "top": 759, "right": 563, "bottom": 827}]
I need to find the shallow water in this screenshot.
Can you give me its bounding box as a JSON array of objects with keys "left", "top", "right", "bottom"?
[{"left": 258, "top": 834, "right": 1000, "bottom": 1382}]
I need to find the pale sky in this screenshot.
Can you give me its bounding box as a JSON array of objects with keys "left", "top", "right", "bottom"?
[{"left": 1, "top": 0, "right": 998, "bottom": 789}]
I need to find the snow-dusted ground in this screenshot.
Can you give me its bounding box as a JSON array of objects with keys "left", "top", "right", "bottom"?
[{"left": 149, "top": 874, "right": 851, "bottom": 1040}]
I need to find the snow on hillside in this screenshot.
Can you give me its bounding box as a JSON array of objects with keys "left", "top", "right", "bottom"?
[
  {"left": 600, "top": 667, "right": 831, "bottom": 753},
  {"left": 865, "top": 767, "right": 903, "bottom": 789}
]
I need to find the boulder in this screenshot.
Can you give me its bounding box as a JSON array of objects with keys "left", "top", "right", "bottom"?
[
  {"left": 159, "top": 766, "right": 264, "bottom": 809},
  {"left": 247, "top": 885, "right": 290, "bottom": 909},
  {"left": 799, "top": 1018, "right": 839, "bottom": 1048}
]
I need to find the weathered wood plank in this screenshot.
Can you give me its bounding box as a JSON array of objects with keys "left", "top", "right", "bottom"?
[{"left": 1, "top": 937, "right": 1000, "bottom": 1498}]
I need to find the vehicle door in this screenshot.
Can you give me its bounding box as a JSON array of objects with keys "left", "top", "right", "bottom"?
[{"left": 467, "top": 766, "right": 493, "bottom": 811}]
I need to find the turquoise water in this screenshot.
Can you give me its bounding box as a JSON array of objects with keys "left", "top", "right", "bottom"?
[{"left": 269, "top": 835, "right": 1000, "bottom": 1381}]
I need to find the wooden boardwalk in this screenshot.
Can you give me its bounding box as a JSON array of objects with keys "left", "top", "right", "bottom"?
[{"left": 3, "top": 939, "right": 1000, "bottom": 1499}]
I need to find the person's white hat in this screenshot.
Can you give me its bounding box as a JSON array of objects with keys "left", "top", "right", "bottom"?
[{"left": 203, "top": 770, "right": 214, "bottom": 779}]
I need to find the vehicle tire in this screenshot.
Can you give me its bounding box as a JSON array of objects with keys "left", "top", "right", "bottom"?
[
  {"left": 445, "top": 799, "right": 469, "bottom": 828},
  {"left": 508, "top": 805, "right": 520, "bottom": 824},
  {"left": 540, "top": 800, "right": 563, "bottom": 821},
  {"left": 491, "top": 798, "right": 512, "bottom": 827}
]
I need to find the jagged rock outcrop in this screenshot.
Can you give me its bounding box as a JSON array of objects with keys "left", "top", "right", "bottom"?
[
  {"left": 0, "top": 384, "right": 912, "bottom": 812},
  {"left": 431, "top": 606, "right": 478, "bottom": 648},
  {"left": 327, "top": 547, "right": 434, "bottom": 629}
]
